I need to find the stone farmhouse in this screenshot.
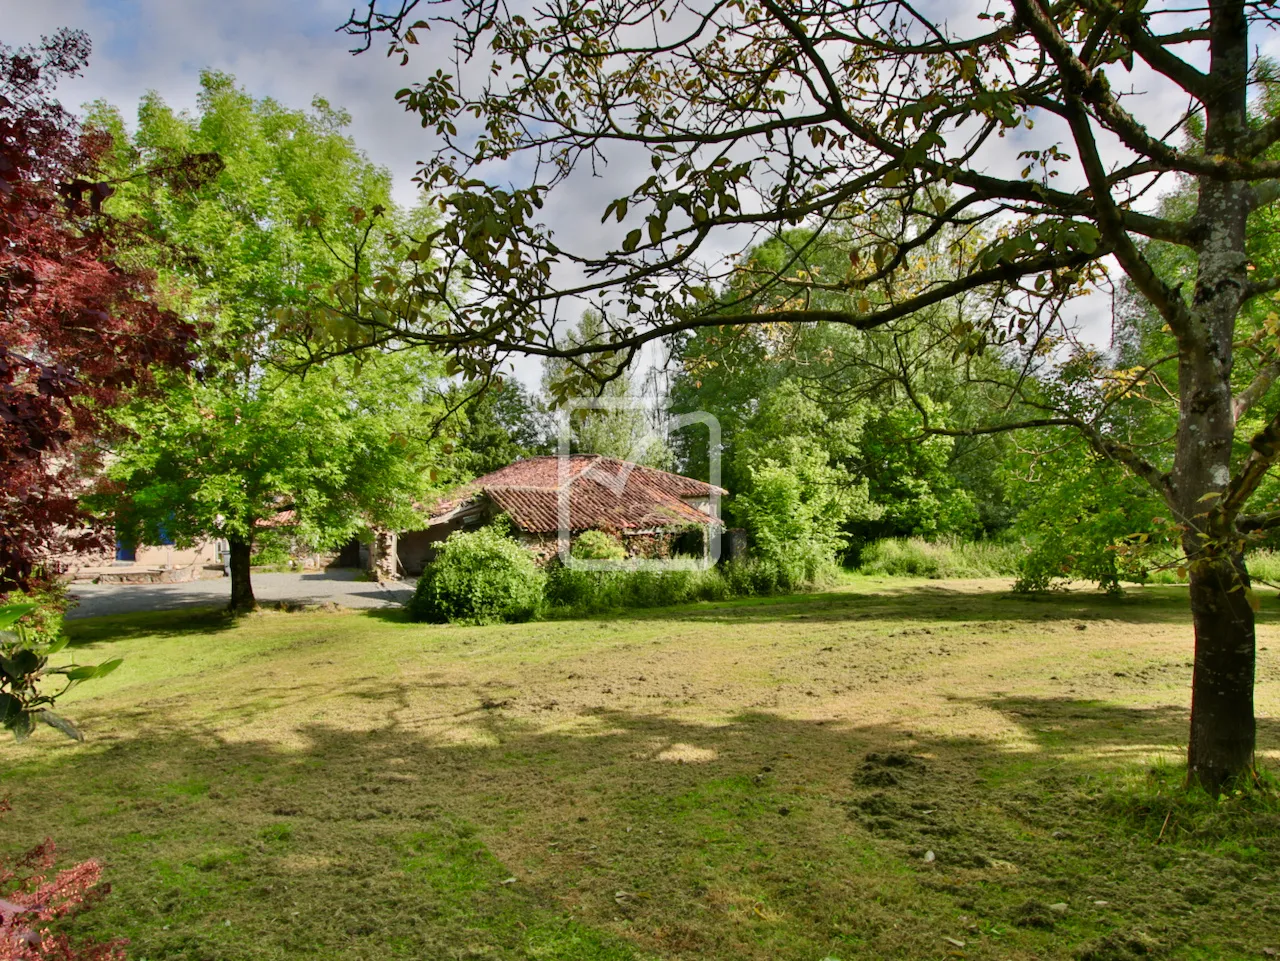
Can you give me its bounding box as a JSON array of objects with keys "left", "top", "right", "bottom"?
[{"left": 376, "top": 455, "right": 727, "bottom": 578}]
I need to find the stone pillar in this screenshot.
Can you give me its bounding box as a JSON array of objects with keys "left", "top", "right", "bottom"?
[{"left": 368, "top": 529, "right": 399, "bottom": 582}]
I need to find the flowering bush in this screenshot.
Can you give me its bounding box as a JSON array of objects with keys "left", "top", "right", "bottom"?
[{"left": 0, "top": 801, "right": 125, "bottom": 960}]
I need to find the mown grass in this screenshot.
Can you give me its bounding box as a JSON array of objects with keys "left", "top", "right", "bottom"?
[{"left": 2, "top": 580, "right": 1279, "bottom": 960}]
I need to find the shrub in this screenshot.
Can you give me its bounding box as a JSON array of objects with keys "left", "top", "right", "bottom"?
[
  {"left": 2, "top": 581, "right": 70, "bottom": 647},
  {"left": 543, "top": 562, "right": 734, "bottom": 615},
  {"left": 571, "top": 530, "right": 626, "bottom": 560},
  {"left": 408, "top": 526, "right": 545, "bottom": 624},
  {"left": 0, "top": 594, "right": 120, "bottom": 743},
  {"left": 251, "top": 532, "right": 292, "bottom": 568},
  {"left": 1006, "top": 446, "right": 1174, "bottom": 592},
  {"left": 735, "top": 455, "right": 852, "bottom": 587},
  {"left": 543, "top": 562, "right": 615, "bottom": 611}
]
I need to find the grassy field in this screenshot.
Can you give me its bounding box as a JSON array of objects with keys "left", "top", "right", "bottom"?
[{"left": 2, "top": 579, "right": 1279, "bottom": 961}]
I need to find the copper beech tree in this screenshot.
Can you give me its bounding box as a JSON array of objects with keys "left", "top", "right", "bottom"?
[
  {"left": 0, "top": 30, "right": 205, "bottom": 592},
  {"left": 325, "top": 0, "right": 1280, "bottom": 790}
]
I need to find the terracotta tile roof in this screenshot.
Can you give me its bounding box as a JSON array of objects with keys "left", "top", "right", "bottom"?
[
  {"left": 255, "top": 508, "right": 297, "bottom": 529},
  {"left": 428, "top": 455, "right": 725, "bottom": 534}
]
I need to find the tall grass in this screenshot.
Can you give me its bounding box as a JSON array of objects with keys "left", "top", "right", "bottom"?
[
  {"left": 858, "top": 539, "right": 1280, "bottom": 586},
  {"left": 854, "top": 536, "right": 1024, "bottom": 579},
  {"left": 1145, "top": 548, "right": 1280, "bottom": 585},
  {"left": 1251, "top": 550, "right": 1280, "bottom": 582}
]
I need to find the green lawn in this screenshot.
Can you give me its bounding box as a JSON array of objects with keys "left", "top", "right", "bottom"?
[{"left": 3, "top": 579, "right": 1279, "bottom": 960}]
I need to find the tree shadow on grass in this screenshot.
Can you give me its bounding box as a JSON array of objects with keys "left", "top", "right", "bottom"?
[
  {"left": 359, "top": 606, "right": 413, "bottom": 625},
  {"left": 64, "top": 605, "right": 241, "bottom": 645},
  {"left": 614, "top": 581, "right": 1217, "bottom": 629},
  {"left": 4, "top": 689, "right": 1277, "bottom": 961},
  {"left": 968, "top": 694, "right": 1280, "bottom": 768},
  {"left": 66, "top": 602, "right": 416, "bottom": 648}
]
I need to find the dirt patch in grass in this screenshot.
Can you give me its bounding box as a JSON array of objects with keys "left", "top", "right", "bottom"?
[{"left": 1, "top": 580, "right": 1278, "bottom": 960}]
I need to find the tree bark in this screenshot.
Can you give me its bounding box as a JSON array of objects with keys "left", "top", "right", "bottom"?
[
  {"left": 1176, "top": 0, "right": 1255, "bottom": 792},
  {"left": 227, "top": 536, "right": 256, "bottom": 613},
  {"left": 1186, "top": 553, "right": 1256, "bottom": 792}
]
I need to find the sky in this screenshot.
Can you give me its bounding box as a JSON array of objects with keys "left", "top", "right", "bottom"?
[{"left": 8, "top": 1, "right": 1280, "bottom": 387}]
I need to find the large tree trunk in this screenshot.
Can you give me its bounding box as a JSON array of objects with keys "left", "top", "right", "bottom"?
[
  {"left": 227, "top": 537, "right": 255, "bottom": 613},
  {"left": 1176, "top": 0, "right": 1254, "bottom": 792},
  {"left": 1186, "top": 553, "right": 1256, "bottom": 792}
]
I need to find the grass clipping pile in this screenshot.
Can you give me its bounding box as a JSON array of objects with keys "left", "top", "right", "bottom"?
[{"left": 839, "top": 746, "right": 1279, "bottom": 961}]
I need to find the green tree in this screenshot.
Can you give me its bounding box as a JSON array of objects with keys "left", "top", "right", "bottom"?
[
  {"left": 450, "top": 378, "right": 549, "bottom": 477},
  {"left": 338, "top": 0, "right": 1280, "bottom": 789},
  {"left": 87, "top": 75, "right": 450, "bottom": 610},
  {"left": 1006, "top": 76, "right": 1280, "bottom": 592},
  {"left": 87, "top": 72, "right": 400, "bottom": 356},
  {"left": 734, "top": 449, "right": 855, "bottom": 585},
  {"left": 670, "top": 230, "right": 1012, "bottom": 546},
  {"left": 99, "top": 353, "right": 447, "bottom": 611},
  {"left": 541, "top": 311, "right": 673, "bottom": 467}
]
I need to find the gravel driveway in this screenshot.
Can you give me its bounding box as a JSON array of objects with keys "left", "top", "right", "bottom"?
[{"left": 67, "top": 570, "right": 414, "bottom": 619}]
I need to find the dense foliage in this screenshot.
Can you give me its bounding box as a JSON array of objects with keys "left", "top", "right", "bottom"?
[
  {"left": 569, "top": 530, "right": 626, "bottom": 561},
  {"left": 0, "top": 31, "right": 199, "bottom": 592},
  {"left": 98, "top": 352, "right": 448, "bottom": 610},
  {"left": 449, "top": 378, "right": 548, "bottom": 477},
  {"left": 670, "top": 229, "right": 1014, "bottom": 568},
  {"left": 543, "top": 556, "right": 816, "bottom": 615},
  {"left": 87, "top": 75, "right": 451, "bottom": 610},
  {"left": 408, "top": 526, "right": 545, "bottom": 624},
  {"left": 732, "top": 454, "right": 850, "bottom": 586}
]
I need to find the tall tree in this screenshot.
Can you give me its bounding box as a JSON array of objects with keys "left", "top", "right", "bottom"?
[
  {"left": 96, "top": 352, "right": 448, "bottom": 611},
  {"left": 541, "top": 311, "right": 673, "bottom": 467},
  {"left": 0, "top": 31, "right": 200, "bottom": 592},
  {"left": 335, "top": 0, "right": 1280, "bottom": 789},
  {"left": 86, "top": 72, "right": 401, "bottom": 365},
  {"left": 450, "top": 378, "right": 549, "bottom": 477},
  {"left": 671, "top": 228, "right": 1014, "bottom": 544},
  {"left": 88, "top": 75, "right": 450, "bottom": 609}
]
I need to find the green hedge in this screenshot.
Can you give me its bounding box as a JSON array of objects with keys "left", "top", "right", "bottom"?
[
  {"left": 410, "top": 527, "right": 836, "bottom": 624},
  {"left": 543, "top": 557, "right": 815, "bottom": 616}
]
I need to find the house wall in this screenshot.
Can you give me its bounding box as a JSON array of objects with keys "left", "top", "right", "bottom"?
[
  {"left": 682, "top": 496, "right": 713, "bottom": 515},
  {"left": 520, "top": 532, "right": 565, "bottom": 564},
  {"left": 53, "top": 538, "right": 219, "bottom": 575},
  {"left": 623, "top": 531, "right": 676, "bottom": 559},
  {"left": 398, "top": 523, "right": 459, "bottom": 576},
  {"left": 397, "top": 516, "right": 717, "bottom": 573}
]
